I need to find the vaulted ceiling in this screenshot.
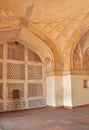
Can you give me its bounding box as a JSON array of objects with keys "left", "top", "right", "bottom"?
[{"left": 0, "top": 0, "right": 89, "bottom": 73}]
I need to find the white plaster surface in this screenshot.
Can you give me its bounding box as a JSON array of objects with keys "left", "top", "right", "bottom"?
[
  {"left": 72, "top": 75, "right": 89, "bottom": 106},
  {"left": 63, "top": 75, "right": 72, "bottom": 107},
  {"left": 46, "top": 76, "right": 63, "bottom": 107}
]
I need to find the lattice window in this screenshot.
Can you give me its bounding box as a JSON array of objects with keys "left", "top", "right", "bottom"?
[
  {"left": 8, "top": 83, "right": 24, "bottom": 99},
  {"left": 0, "top": 63, "right": 3, "bottom": 79},
  {"left": 28, "top": 48, "right": 41, "bottom": 62},
  {"left": 28, "top": 65, "right": 42, "bottom": 80},
  {"left": 8, "top": 41, "right": 24, "bottom": 61},
  {"left": 0, "top": 83, "right": 3, "bottom": 99},
  {"left": 7, "top": 63, "right": 25, "bottom": 79},
  {"left": 28, "top": 83, "right": 43, "bottom": 97},
  {"left": 0, "top": 44, "right": 3, "bottom": 59}
]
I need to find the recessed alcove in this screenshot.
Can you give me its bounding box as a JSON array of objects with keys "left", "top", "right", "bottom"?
[
  {"left": 13, "top": 89, "right": 20, "bottom": 99},
  {"left": 83, "top": 80, "right": 89, "bottom": 88}
]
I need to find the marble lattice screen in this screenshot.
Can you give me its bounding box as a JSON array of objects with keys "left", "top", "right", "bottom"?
[{"left": 0, "top": 41, "right": 45, "bottom": 112}]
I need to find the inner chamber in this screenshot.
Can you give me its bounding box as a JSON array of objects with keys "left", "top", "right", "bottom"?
[{"left": 0, "top": 41, "right": 46, "bottom": 112}]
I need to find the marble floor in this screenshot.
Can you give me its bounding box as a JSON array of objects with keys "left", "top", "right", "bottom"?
[{"left": 0, "top": 106, "right": 89, "bottom": 130}]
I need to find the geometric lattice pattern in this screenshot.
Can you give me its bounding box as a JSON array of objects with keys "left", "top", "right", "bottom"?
[
  {"left": 28, "top": 48, "right": 41, "bottom": 62},
  {"left": 28, "top": 83, "right": 43, "bottom": 97},
  {"left": 0, "top": 83, "right": 3, "bottom": 99},
  {"left": 0, "top": 63, "right": 3, "bottom": 79},
  {"left": 0, "top": 103, "right": 4, "bottom": 111},
  {"left": 6, "top": 101, "right": 26, "bottom": 111},
  {"left": 8, "top": 42, "right": 24, "bottom": 61},
  {"left": 7, "top": 83, "right": 24, "bottom": 99},
  {"left": 7, "top": 63, "right": 25, "bottom": 79},
  {"left": 0, "top": 42, "right": 45, "bottom": 111},
  {"left": 28, "top": 99, "right": 45, "bottom": 108},
  {"left": 0, "top": 44, "right": 3, "bottom": 59},
  {"left": 28, "top": 65, "right": 42, "bottom": 80}
]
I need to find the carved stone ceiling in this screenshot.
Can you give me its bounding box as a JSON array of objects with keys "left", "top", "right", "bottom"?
[{"left": 0, "top": 0, "right": 89, "bottom": 56}]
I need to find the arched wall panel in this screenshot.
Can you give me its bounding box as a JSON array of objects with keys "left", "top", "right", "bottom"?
[{"left": 0, "top": 41, "right": 46, "bottom": 112}]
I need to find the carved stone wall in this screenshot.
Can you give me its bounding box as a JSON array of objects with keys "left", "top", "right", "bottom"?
[
  {"left": 72, "top": 30, "right": 89, "bottom": 72},
  {"left": 6, "top": 101, "right": 26, "bottom": 111},
  {"left": 8, "top": 42, "right": 24, "bottom": 61},
  {"left": 7, "top": 63, "right": 25, "bottom": 79},
  {"left": 28, "top": 83, "right": 43, "bottom": 97},
  {"left": 0, "top": 41, "right": 45, "bottom": 112},
  {"left": 28, "top": 65, "right": 42, "bottom": 80}
]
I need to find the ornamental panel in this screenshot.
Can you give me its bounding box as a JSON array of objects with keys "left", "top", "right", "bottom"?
[
  {"left": 6, "top": 101, "right": 26, "bottom": 111},
  {"left": 7, "top": 63, "right": 25, "bottom": 79},
  {"left": 28, "top": 48, "right": 41, "bottom": 62},
  {"left": 28, "top": 83, "right": 43, "bottom": 97},
  {"left": 28, "top": 65, "right": 42, "bottom": 80},
  {"left": 8, "top": 42, "right": 24, "bottom": 61},
  {"left": 7, "top": 83, "right": 24, "bottom": 99},
  {"left": 27, "top": 99, "right": 45, "bottom": 108}
]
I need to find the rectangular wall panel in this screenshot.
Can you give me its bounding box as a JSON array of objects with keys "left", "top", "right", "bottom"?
[
  {"left": 28, "top": 65, "right": 42, "bottom": 80},
  {"left": 7, "top": 63, "right": 25, "bottom": 79},
  {"left": 0, "top": 42, "right": 45, "bottom": 112},
  {"left": 28, "top": 83, "right": 43, "bottom": 97},
  {"left": 8, "top": 42, "right": 24, "bottom": 61}
]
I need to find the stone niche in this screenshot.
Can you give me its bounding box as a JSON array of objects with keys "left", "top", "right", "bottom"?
[
  {"left": 13, "top": 89, "right": 20, "bottom": 99},
  {"left": 0, "top": 41, "right": 46, "bottom": 112},
  {"left": 83, "top": 80, "right": 89, "bottom": 88}
]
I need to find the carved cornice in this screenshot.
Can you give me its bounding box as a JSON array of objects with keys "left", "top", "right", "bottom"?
[{"left": 63, "top": 69, "right": 89, "bottom": 76}]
